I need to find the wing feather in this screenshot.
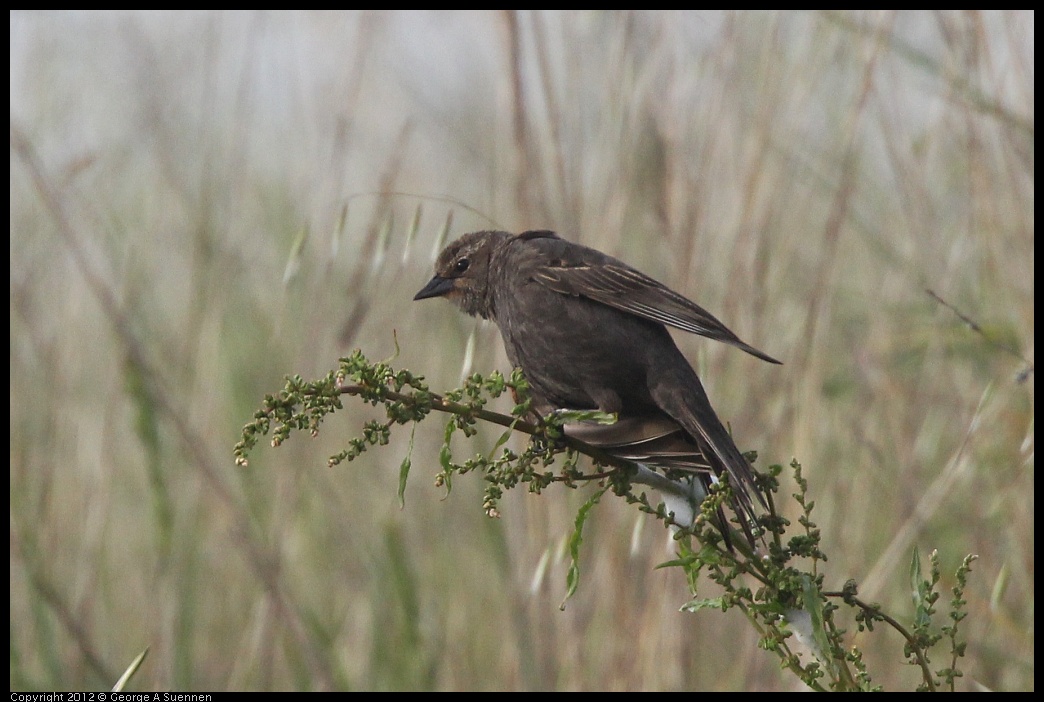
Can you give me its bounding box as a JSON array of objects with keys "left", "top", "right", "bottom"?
[{"left": 534, "top": 263, "right": 781, "bottom": 364}]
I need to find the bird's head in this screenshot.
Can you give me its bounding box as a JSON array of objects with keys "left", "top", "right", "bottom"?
[{"left": 413, "top": 230, "right": 511, "bottom": 319}]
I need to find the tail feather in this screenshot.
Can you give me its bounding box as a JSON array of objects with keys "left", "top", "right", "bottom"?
[{"left": 647, "top": 361, "right": 766, "bottom": 538}]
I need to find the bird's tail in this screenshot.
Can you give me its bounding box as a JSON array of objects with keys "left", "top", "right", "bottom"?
[
  {"left": 564, "top": 416, "right": 740, "bottom": 549},
  {"left": 646, "top": 360, "right": 766, "bottom": 544}
]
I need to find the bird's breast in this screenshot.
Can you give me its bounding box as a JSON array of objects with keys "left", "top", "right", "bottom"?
[{"left": 493, "top": 280, "right": 669, "bottom": 414}]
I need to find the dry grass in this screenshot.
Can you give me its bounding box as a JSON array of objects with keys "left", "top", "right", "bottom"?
[{"left": 10, "top": 10, "right": 1033, "bottom": 691}]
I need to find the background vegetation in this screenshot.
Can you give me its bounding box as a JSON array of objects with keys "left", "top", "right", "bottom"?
[{"left": 10, "top": 10, "right": 1033, "bottom": 691}]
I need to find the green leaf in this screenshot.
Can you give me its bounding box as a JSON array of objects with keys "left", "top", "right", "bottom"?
[
  {"left": 656, "top": 556, "right": 699, "bottom": 569},
  {"left": 438, "top": 420, "right": 456, "bottom": 495},
  {"left": 681, "top": 597, "right": 725, "bottom": 613},
  {"left": 910, "top": 546, "right": 922, "bottom": 596},
  {"left": 800, "top": 574, "right": 835, "bottom": 676},
  {"left": 552, "top": 409, "right": 619, "bottom": 425},
  {"left": 989, "top": 561, "right": 1009, "bottom": 611},
  {"left": 910, "top": 547, "right": 931, "bottom": 628},
  {"left": 488, "top": 427, "right": 516, "bottom": 460},
  {"left": 398, "top": 424, "right": 416, "bottom": 508},
  {"left": 111, "top": 647, "right": 149, "bottom": 692},
  {"left": 560, "top": 486, "right": 608, "bottom": 610}
]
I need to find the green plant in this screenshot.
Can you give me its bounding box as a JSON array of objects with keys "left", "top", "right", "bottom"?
[{"left": 236, "top": 349, "right": 978, "bottom": 691}]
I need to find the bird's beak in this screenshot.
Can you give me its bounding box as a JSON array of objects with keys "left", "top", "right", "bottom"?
[{"left": 413, "top": 275, "right": 456, "bottom": 301}]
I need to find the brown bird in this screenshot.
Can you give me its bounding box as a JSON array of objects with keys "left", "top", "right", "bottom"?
[{"left": 414, "top": 230, "right": 779, "bottom": 543}]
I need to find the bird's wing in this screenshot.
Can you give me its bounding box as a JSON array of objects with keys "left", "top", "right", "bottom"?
[
  {"left": 533, "top": 261, "right": 781, "bottom": 364},
  {"left": 563, "top": 416, "right": 745, "bottom": 549},
  {"left": 564, "top": 417, "right": 713, "bottom": 471}
]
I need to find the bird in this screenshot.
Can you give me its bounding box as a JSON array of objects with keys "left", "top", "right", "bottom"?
[{"left": 414, "top": 229, "right": 779, "bottom": 545}]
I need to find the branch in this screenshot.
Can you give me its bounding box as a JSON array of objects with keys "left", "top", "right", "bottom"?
[{"left": 337, "top": 382, "right": 644, "bottom": 477}]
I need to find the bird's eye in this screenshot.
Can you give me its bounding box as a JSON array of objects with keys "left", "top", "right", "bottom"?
[{"left": 454, "top": 258, "right": 470, "bottom": 273}]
